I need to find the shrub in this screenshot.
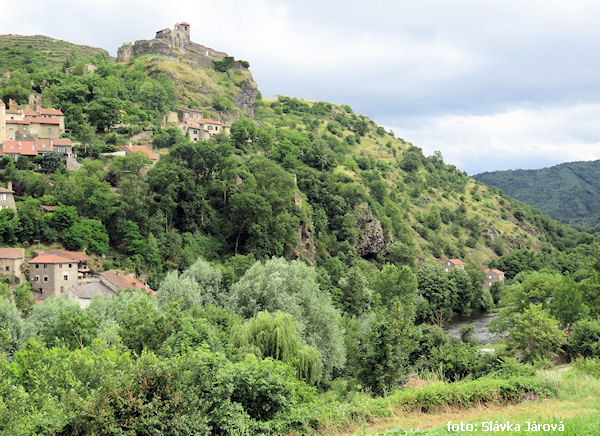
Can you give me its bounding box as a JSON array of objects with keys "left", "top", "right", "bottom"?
[{"left": 569, "top": 318, "right": 600, "bottom": 358}]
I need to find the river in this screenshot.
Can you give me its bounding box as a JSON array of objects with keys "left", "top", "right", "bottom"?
[{"left": 443, "top": 310, "right": 500, "bottom": 345}]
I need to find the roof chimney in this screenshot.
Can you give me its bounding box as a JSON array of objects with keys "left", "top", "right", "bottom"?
[{"left": 7, "top": 182, "right": 12, "bottom": 191}]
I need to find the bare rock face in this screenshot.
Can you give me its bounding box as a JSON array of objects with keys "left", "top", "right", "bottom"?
[
  {"left": 355, "top": 205, "right": 386, "bottom": 258},
  {"left": 483, "top": 221, "right": 502, "bottom": 242},
  {"left": 233, "top": 78, "right": 258, "bottom": 119},
  {"left": 293, "top": 221, "right": 316, "bottom": 262}
]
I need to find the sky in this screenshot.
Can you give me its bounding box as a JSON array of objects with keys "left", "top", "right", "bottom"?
[{"left": 2, "top": 0, "right": 600, "bottom": 174}]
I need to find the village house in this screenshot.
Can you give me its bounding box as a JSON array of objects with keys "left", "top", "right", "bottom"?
[
  {"left": 33, "top": 249, "right": 91, "bottom": 279},
  {"left": 1, "top": 139, "right": 74, "bottom": 162},
  {"left": 0, "top": 182, "right": 17, "bottom": 212},
  {"left": 443, "top": 258, "right": 465, "bottom": 272},
  {"left": 68, "top": 269, "right": 154, "bottom": 307},
  {"left": 29, "top": 253, "right": 79, "bottom": 298},
  {"left": 123, "top": 144, "right": 159, "bottom": 163},
  {"left": 0, "top": 247, "right": 25, "bottom": 283},
  {"left": 167, "top": 108, "right": 230, "bottom": 141},
  {"left": 483, "top": 268, "right": 505, "bottom": 290},
  {"left": 0, "top": 99, "right": 65, "bottom": 142}
]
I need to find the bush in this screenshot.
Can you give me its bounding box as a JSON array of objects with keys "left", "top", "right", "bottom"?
[
  {"left": 569, "top": 318, "right": 600, "bottom": 358},
  {"left": 214, "top": 56, "right": 234, "bottom": 72}
]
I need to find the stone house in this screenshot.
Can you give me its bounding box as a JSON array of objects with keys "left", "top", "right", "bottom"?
[
  {"left": 483, "top": 268, "right": 505, "bottom": 290},
  {"left": 99, "top": 270, "right": 154, "bottom": 294},
  {"left": 68, "top": 270, "right": 154, "bottom": 307},
  {"left": 26, "top": 117, "right": 61, "bottom": 139},
  {"left": 444, "top": 258, "right": 465, "bottom": 272},
  {"left": 29, "top": 254, "right": 79, "bottom": 298},
  {"left": 1, "top": 139, "right": 74, "bottom": 162},
  {"left": 0, "top": 247, "right": 25, "bottom": 282},
  {"left": 0, "top": 182, "right": 17, "bottom": 212},
  {"left": 33, "top": 249, "right": 91, "bottom": 279},
  {"left": 5, "top": 120, "right": 29, "bottom": 140}
]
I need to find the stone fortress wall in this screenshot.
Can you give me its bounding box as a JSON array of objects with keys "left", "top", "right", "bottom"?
[{"left": 117, "top": 22, "right": 249, "bottom": 72}]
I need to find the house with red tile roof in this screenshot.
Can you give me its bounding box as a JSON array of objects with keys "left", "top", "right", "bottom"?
[
  {"left": 1, "top": 139, "right": 73, "bottom": 160},
  {"left": 123, "top": 144, "right": 159, "bottom": 162},
  {"left": 0, "top": 247, "right": 25, "bottom": 282},
  {"left": 34, "top": 249, "right": 91, "bottom": 279},
  {"left": 100, "top": 269, "right": 155, "bottom": 294},
  {"left": 483, "top": 268, "right": 505, "bottom": 290},
  {"left": 29, "top": 254, "right": 79, "bottom": 298},
  {"left": 444, "top": 258, "right": 465, "bottom": 272}
]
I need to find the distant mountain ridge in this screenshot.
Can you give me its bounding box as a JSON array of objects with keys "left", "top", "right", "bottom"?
[{"left": 473, "top": 160, "right": 600, "bottom": 226}]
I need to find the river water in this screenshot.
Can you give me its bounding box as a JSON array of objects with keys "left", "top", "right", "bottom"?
[{"left": 443, "top": 310, "right": 500, "bottom": 345}]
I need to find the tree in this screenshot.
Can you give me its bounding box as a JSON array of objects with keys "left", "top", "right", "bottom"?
[
  {"left": 157, "top": 271, "right": 204, "bottom": 311},
  {"left": 416, "top": 262, "right": 457, "bottom": 324},
  {"left": 34, "top": 152, "right": 64, "bottom": 173},
  {"left": 230, "top": 118, "right": 257, "bottom": 147},
  {"left": 229, "top": 258, "right": 346, "bottom": 379},
  {"left": 568, "top": 318, "right": 600, "bottom": 358},
  {"left": 85, "top": 97, "right": 121, "bottom": 131},
  {"left": 372, "top": 264, "right": 417, "bottom": 312},
  {"left": 506, "top": 304, "right": 566, "bottom": 364},
  {"left": 237, "top": 311, "right": 323, "bottom": 385},
  {"left": 0, "top": 297, "right": 25, "bottom": 354},
  {"left": 336, "top": 266, "right": 372, "bottom": 316},
  {"left": 550, "top": 277, "right": 588, "bottom": 328},
  {"left": 357, "top": 303, "right": 415, "bottom": 395}
]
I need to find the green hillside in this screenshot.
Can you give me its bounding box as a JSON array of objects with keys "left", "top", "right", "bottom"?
[
  {"left": 0, "top": 34, "right": 110, "bottom": 71},
  {"left": 474, "top": 160, "right": 600, "bottom": 226},
  {"left": 1, "top": 32, "right": 599, "bottom": 435}
]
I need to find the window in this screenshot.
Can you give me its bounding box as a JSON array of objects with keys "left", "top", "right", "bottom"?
[
  {"left": 60, "top": 286, "right": 64, "bottom": 293},
  {"left": 59, "top": 264, "right": 63, "bottom": 268},
  {"left": 0, "top": 193, "right": 6, "bottom": 201},
  {"left": 63, "top": 274, "right": 69, "bottom": 281},
  {"left": 208, "top": 126, "right": 213, "bottom": 130},
  {"left": 215, "top": 126, "right": 219, "bottom": 131},
  {"left": 43, "top": 264, "right": 47, "bottom": 269},
  {"left": 34, "top": 276, "right": 39, "bottom": 282},
  {"left": 69, "top": 264, "right": 72, "bottom": 268},
  {"left": 488, "top": 281, "right": 492, "bottom": 287},
  {"left": 4, "top": 266, "right": 8, "bottom": 272},
  {"left": 193, "top": 130, "right": 198, "bottom": 134},
  {"left": 43, "top": 276, "right": 48, "bottom": 282},
  {"left": 488, "top": 275, "right": 492, "bottom": 279},
  {"left": 36, "top": 264, "right": 39, "bottom": 269}
]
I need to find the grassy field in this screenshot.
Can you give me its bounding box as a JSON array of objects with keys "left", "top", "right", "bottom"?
[{"left": 351, "top": 371, "right": 600, "bottom": 435}]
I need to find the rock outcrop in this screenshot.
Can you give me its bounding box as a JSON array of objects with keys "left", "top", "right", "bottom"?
[{"left": 355, "top": 205, "right": 387, "bottom": 258}]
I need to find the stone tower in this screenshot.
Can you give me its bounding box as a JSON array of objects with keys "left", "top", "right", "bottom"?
[{"left": 174, "top": 22, "right": 191, "bottom": 42}]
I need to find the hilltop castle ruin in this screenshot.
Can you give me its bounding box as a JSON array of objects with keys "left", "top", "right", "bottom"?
[{"left": 117, "top": 22, "right": 247, "bottom": 71}]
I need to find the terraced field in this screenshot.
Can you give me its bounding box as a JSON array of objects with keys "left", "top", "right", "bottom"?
[{"left": 0, "top": 34, "right": 110, "bottom": 70}]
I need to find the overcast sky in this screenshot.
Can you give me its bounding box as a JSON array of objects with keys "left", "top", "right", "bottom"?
[{"left": 3, "top": 0, "right": 600, "bottom": 174}]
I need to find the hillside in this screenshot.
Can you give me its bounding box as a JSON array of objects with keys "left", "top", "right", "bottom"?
[
  {"left": 0, "top": 34, "right": 110, "bottom": 71},
  {"left": 1, "top": 29, "right": 600, "bottom": 436},
  {"left": 253, "top": 97, "right": 586, "bottom": 267},
  {"left": 474, "top": 160, "right": 600, "bottom": 227}
]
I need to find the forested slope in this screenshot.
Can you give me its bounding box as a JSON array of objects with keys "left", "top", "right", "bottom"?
[{"left": 474, "top": 160, "right": 600, "bottom": 227}]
